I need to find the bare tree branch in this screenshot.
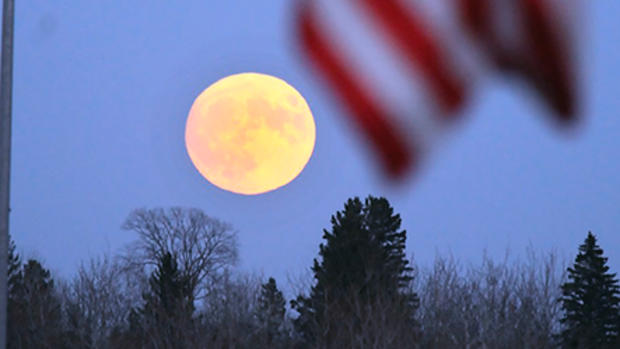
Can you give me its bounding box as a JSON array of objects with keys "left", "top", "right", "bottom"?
[{"left": 121, "top": 207, "right": 238, "bottom": 301}]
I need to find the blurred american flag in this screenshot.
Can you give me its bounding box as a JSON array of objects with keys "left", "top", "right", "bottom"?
[{"left": 297, "top": 0, "right": 579, "bottom": 177}]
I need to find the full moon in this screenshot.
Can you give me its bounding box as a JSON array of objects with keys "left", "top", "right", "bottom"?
[{"left": 185, "top": 73, "right": 316, "bottom": 195}]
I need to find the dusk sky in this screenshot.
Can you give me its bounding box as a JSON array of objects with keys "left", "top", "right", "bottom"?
[{"left": 9, "top": 0, "right": 620, "bottom": 292}]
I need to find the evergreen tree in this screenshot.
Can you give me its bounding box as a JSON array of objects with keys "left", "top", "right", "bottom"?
[
  {"left": 256, "top": 277, "right": 286, "bottom": 345},
  {"left": 560, "top": 231, "right": 620, "bottom": 348},
  {"left": 7, "top": 234, "right": 21, "bottom": 295},
  {"left": 135, "top": 252, "right": 195, "bottom": 348},
  {"left": 292, "top": 196, "right": 418, "bottom": 346},
  {"left": 7, "top": 234, "right": 22, "bottom": 348},
  {"left": 8, "top": 259, "right": 65, "bottom": 349},
  {"left": 144, "top": 252, "right": 194, "bottom": 319}
]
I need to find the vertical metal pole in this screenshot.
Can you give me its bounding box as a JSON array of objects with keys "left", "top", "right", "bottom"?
[{"left": 0, "top": 0, "right": 14, "bottom": 347}]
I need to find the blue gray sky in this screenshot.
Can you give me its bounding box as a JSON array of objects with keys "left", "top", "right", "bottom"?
[{"left": 9, "top": 1, "right": 620, "bottom": 288}]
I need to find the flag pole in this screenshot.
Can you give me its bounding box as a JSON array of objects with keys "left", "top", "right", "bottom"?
[{"left": 0, "top": 0, "right": 14, "bottom": 347}]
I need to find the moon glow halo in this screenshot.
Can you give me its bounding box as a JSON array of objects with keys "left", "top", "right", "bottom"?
[{"left": 185, "top": 73, "right": 316, "bottom": 195}]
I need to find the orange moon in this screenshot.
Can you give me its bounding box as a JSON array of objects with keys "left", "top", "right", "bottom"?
[{"left": 185, "top": 73, "right": 316, "bottom": 195}]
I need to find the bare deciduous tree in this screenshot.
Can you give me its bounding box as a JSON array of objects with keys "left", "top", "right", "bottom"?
[
  {"left": 200, "top": 271, "right": 262, "bottom": 347},
  {"left": 192, "top": 271, "right": 299, "bottom": 349},
  {"left": 121, "top": 207, "right": 238, "bottom": 301},
  {"left": 314, "top": 285, "right": 419, "bottom": 349},
  {"left": 289, "top": 262, "right": 419, "bottom": 349},
  {"left": 60, "top": 253, "right": 144, "bottom": 349},
  {"left": 415, "top": 248, "right": 567, "bottom": 348}
]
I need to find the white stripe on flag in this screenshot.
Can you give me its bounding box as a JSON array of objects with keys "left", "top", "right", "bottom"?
[{"left": 313, "top": 0, "right": 447, "bottom": 150}]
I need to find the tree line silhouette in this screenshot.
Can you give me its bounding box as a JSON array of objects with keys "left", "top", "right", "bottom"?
[{"left": 7, "top": 197, "right": 620, "bottom": 348}]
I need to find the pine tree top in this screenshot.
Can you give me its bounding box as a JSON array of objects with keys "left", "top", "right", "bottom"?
[
  {"left": 292, "top": 195, "right": 419, "bottom": 345},
  {"left": 315, "top": 196, "right": 411, "bottom": 289},
  {"left": 560, "top": 231, "right": 620, "bottom": 348},
  {"left": 257, "top": 277, "right": 286, "bottom": 323}
]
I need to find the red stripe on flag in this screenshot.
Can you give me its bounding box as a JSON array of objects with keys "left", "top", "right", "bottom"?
[
  {"left": 458, "top": 0, "right": 513, "bottom": 69},
  {"left": 459, "top": 0, "right": 576, "bottom": 120},
  {"left": 521, "top": 0, "right": 576, "bottom": 120},
  {"left": 298, "top": 4, "right": 416, "bottom": 177},
  {"left": 358, "top": 0, "right": 466, "bottom": 117},
  {"left": 459, "top": 0, "right": 490, "bottom": 38}
]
